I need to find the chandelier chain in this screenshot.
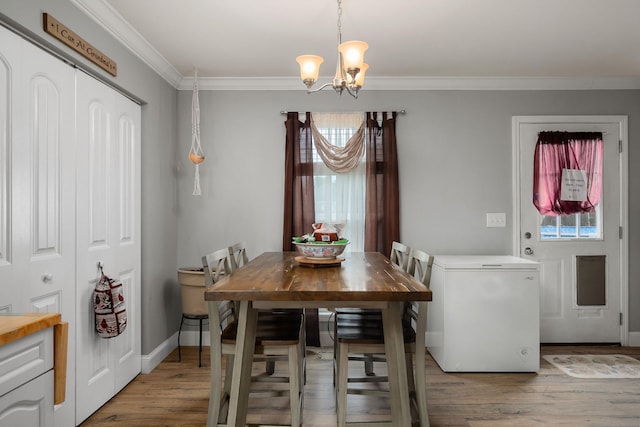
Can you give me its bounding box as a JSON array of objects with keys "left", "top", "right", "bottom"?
[{"left": 337, "top": 0, "right": 342, "bottom": 43}]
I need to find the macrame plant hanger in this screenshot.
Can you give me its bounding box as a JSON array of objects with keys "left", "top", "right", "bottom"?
[{"left": 189, "top": 69, "right": 205, "bottom": 195}]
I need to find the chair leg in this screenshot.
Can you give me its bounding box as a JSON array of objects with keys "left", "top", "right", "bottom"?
[
  {"left": 198, "top": 317, "right": 204, "bottom": 368},
  {"left": 332, "top": 319, "right": 338, "bottom": 386},
  {"left": 288, "top": 345, "right": 302, "bottom": 427},
  {"left": 207, "top": 348, "right": 222, "bottom": 427},
  {"left": 178, "top": 315, "right": 185, "bottom": 362},
  {"left": 414, "top": 352, "right": 430, "bottom": 427},
  {"left": 336, "top": 342, "right": 349, "bottom": 427}
]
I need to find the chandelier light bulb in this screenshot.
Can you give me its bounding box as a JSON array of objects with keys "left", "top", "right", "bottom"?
[
  {"left": 338, "top": 40, "right": 368, "bottom": 74},
  {"left": 296, "top": 55, "right": 324, "bottom": 88}
]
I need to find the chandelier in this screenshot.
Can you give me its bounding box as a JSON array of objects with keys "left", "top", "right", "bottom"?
[{"left": 296, "top": 0, "right": 369, "bottom": 99}]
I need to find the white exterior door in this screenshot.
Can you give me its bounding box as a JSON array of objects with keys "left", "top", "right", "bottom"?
[
  {"left": 513, "top": 116, "right": 627, "bottom": 344},
  {"left": 75, "top": 71, "right": 141, "bottom": 423},
  {"left": 0, "top": 27, "right": 76, "bottom": 427}
]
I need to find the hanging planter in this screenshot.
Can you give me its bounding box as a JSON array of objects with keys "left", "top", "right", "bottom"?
[{"left": 189, "top": 70, "right": 205, "bottom": 195}]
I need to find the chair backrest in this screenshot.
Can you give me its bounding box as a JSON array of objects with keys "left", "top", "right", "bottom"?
[
  {"left": 202, "top": 247, "right": 233, "bottom": 287},
  {"left": 407, "top": 248, "right": 434, "bottom": 288},
  {"left": 405, "top": 248, "right": 434, "bottom": 346},
  {"left": 389, "top": 241, "right": 411, "bottom": 272},
  {"left": 228, "top": 241, "right": 249, "bottom": 271},
  {"left": 202, "top": 247, "right": 236, "bottom": 334}
]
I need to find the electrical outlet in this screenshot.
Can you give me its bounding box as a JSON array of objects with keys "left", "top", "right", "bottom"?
[{"left": 486, "top": 212, "right": 506, "bottom": 228}]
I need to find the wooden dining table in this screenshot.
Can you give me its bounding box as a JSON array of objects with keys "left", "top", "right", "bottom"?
[{"left": 204, "top": 251, "right": 432, "bottom": 427}]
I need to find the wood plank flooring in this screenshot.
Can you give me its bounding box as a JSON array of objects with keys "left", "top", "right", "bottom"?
[{"left": 80, "top": 345, "right": 640, "bottom": 427}]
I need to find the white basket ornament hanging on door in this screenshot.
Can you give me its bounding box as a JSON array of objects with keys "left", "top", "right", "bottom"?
[{"left": 189, "top": 70, "right": 205, "bottom": 195}]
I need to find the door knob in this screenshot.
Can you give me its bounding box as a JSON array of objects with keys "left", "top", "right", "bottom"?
[
  {"left": 42, "top": 273, "right": 53, "bottom": 283},
  {"left": 524, "top": 247, "right": 534, "bottom": 255},
  {"left": 524, "top": 232, "right": 532, "bottom": 239}
]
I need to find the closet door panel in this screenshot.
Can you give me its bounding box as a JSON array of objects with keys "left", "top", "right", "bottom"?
[
  {"left": 0, "top": 26, "right": 76, "bottom": 427},
  {"left": 75, "top": 71, "right": 141, "bottom": 423},
  {"left": 113, "top": 96, "right": 141, "bottom": 392},
  {"left": 0, "top": 41, "right": 14, "bottom": 312},
  {"left": 31, "top": 76, "right": 62, "bottom": 256},
  {"left": 87, "top": 102, "right": 111, "bottom": 246},
  {"left": 22, "top": 36, "right": 77, "bottom": 427},
  {"left": 75, "top": 73, "right": 117, "bottom": 422}
]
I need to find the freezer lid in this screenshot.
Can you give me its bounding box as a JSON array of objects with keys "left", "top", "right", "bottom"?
[{"left": 433, "top": 255, "right": 539, "bottom": 270}]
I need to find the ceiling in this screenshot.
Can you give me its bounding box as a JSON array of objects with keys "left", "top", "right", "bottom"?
[{"left": 76, "top": 0, "right": 640, "bottom": 90}]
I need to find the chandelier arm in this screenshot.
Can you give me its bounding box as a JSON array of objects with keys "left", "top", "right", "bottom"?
[
  {"left": 344, "top": 85, "right": 358, "bottom": 99},
  {"left": 305, "top": 82, "right": 337, "bottom": 94}
]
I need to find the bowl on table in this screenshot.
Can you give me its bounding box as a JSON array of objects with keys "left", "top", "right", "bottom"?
[{"left": 292, "top": 241, "right": 348, "bottom": 259}]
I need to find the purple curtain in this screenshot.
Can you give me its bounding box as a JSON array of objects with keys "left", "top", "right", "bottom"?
[
  {"left": 283, "top": 112, "right": 315, "bottom": 250},
  {"left": 533, "top": 131, "right": 603, "bottom": 216},
  {"left": 364, "top": 112, "right": 400, "bottom": 256},
  {"left": 282, "top": 112, "right": 319, "bottom": 346}
]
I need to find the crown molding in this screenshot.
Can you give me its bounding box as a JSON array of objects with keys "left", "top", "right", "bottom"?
[
  {"left": 71, "top": 0, "right": 183, "bottom": 88},
  {"left": 180, "top": 76, "right": 640, "bottom": 91},
  {"left": 72, "top": 1, "right": 640, "bottom": 92},
  {"left": 364, "top": 76, "right": 640, "bottom": 91}
]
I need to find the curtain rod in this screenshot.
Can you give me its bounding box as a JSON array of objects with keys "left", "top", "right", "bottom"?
[{"left": 280, "top": 110, "right": 406, "bottom": 115}]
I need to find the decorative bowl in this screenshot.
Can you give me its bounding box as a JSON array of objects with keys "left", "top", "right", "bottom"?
[{"left": 293, "top": 242, "right": 349, "bottom": 259}]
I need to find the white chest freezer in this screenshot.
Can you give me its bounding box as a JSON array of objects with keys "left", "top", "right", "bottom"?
[{"left": 426, "top": 255, "right": 540, "bottom": 372}]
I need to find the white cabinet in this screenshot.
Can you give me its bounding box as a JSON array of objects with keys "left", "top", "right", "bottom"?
[
  {"left": 426, "top": 256, "right": 540, "bottom": 372},
  {"left": 0, "top": 329, "right": 54, "bottom": 427}
]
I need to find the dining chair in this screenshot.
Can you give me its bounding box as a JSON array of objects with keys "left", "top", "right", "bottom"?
[
  {"left": 334, "top": 247, "right": 434, "bottom": 427},
  {"left": 228, "top": 241, "right": 306, "bottom": 376},
  {"left": 334, "top": 241, "right": 412, "bottom": 376},
  {"left": 203, "top": 247, "right": 305, "bottom": 427}
]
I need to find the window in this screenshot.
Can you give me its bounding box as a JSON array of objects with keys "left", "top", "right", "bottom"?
[
  {"left": 312, "top": 113, "right": 365, "bottom": 252},
  {"left": 539, "top": 206, "right": 602, "bottom": 240}
]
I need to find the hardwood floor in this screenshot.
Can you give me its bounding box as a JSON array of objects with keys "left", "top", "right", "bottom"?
[{"left": 80, "top": 345, "right": 640, "bottom": 427}]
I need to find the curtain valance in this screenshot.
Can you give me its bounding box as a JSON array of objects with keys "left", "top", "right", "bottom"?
[{"left": 310, "top": 113, "right": 366, "bottom": 173}]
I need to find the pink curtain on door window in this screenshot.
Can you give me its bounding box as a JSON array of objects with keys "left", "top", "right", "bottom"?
[{"left": 533, "top": 131, "right": 603, "bottom": 216}]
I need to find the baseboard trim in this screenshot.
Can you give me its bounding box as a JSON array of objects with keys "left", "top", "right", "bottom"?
[
  {"left": 141, "top": 332, "right": 177, "bottom": 374},
  {"left": 141, "top": 328, "right": 215, "bottom": 374},
  {"left": 628, "top": 332, "right": 640, "bottom": 346}
]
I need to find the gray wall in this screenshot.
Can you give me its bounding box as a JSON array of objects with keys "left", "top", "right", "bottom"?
[
  {"left": 1, "top": 0, "right": 180, "bottom": 354},
  {"left": 176, "top": 89, "right": 640, "bottom": 333},
  {"left": 3, "top": 0, "right": 640, "bottom": 353}
]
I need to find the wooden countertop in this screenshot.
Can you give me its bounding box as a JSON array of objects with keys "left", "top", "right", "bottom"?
[
  {"left": 0, "top": 312, "right": 67, "bottom": 404},
  {"left": 0, "top": 312, "right": 62, "bottom": 346}
]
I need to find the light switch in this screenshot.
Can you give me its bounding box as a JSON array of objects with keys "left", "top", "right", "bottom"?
[{"left": 486, "top": 212, "right": 506, "bottom": 228}]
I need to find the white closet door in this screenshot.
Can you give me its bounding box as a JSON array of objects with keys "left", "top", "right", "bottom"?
[
  {"left": 0, "top": 26, "right": 77, "bottom": 427},
  {"left": 112, "top": 86, "right": 141, "bottom": 393},
  {"left": 75, "top": 71, "right": 141, "bottom": 423}
]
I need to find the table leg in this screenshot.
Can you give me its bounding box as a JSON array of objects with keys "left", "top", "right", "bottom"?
[
  {"left": 382, "top": 301, "right": 411, "bottom": 427},
  {"left": 225, "top": 300, "right": 258, "bottom": 427}
]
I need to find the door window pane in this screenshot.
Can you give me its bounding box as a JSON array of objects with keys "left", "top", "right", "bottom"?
[
  {"left": 560, "top": 215, "right": 577, "bottom": 238},
  {"left": 539, "top": 204, "right": 602, "bottom": 240}
]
